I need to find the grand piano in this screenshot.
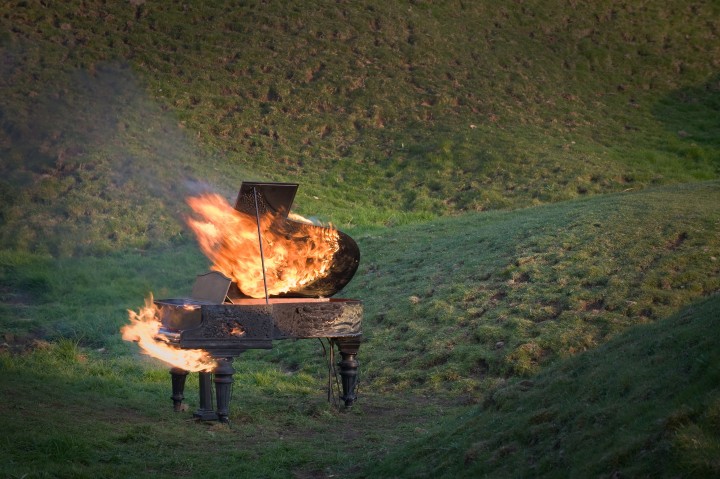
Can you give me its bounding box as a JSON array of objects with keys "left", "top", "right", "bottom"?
[{"left": 153, "top": 182, "right": 362, "bottom": 422}]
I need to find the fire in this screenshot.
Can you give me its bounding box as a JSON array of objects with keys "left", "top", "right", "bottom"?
[
  {"left": 185, "top": 193, "right": 340, "bottom": 298},
  {"left": 121, "top": 294, "right": 217, "bottom": 372}
]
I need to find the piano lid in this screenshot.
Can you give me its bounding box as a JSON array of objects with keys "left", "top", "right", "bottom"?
[
  {"left": 234, "top": 182, "right": 298, "bottom": 218},
  {"left": 228, "top": 181, "right": 360, "bottom": 298}
]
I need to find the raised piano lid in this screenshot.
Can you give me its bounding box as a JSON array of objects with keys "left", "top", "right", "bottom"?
[
  {"left": 234, "top": 181, "right": 298, "bottom": 217},
  {"left": 230, "top": 181, "right": 361, "bottom": 299}
]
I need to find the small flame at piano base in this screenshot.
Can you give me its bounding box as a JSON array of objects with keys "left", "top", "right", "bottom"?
[{"left": 121, "top": 294, "right": 217, "bottom": 372}]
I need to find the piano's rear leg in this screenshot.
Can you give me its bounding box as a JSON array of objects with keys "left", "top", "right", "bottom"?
[{"left": 335, "top": 336, "right": 362, "bottom": 407}]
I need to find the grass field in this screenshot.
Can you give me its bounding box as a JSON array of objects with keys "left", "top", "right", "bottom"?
[
  {"left": 367, "top": 293, "right": 720, "bottom": 478},
  {"left": 2, "top": 181, "right": 719, "bottom": 477},
  {"left": 2, "top": 0, "right": 719, "bottom": 254},
  {"left": 1, "top": 1, "right": 720, "bottom": 477}
]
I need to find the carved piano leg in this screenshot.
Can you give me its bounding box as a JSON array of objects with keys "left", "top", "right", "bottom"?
[
  {"left": 335, "top": 336, "right": 362, "bottom": 408},
  {"left": 170, "top": 367, "right": 189, "bottom": 412},
  {"left": 194, "top": 372, "right": 219, "bottom": 421},
  {"left": 213, "top": 358, "right": 235, "bottom": 423}
]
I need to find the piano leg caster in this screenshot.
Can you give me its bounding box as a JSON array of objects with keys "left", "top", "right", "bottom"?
[{"left": 335, "top": 336, "right": 361, "bottom": 408}]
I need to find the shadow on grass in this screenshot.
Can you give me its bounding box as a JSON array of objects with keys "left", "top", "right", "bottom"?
[{"left": 652, "top": 73, "right": 720, "bottom": 171}]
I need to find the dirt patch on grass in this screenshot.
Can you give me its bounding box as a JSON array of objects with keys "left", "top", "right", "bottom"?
[{"left": 0, "top": 331, "right": 50, "bottom": 355}]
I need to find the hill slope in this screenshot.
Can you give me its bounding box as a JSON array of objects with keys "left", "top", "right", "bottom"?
[
  {"left": 0, "top": 180, "right": 718, "bottom": 477},
  {"left": 1, "top": 3, "right": 720, "bottom": 476},
  {"left": 342, "top": 180, "right": 720, "bottom": 396},
  {"left": 1, "top": 0, "right": 719, "bottom": 254},
  {"left": 3, "top": 180, "right": 717, "bottom": 399},
  {"left": 364, "top": 293, "right": 720, "bottom": 478}
]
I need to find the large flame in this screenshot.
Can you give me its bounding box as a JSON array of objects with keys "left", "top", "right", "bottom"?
[
  {"left": 121, "top": 294, "right": 217, "bottom": 372},
  {"left": 185, "top": 193, "right": 340, "bottom": 298}
]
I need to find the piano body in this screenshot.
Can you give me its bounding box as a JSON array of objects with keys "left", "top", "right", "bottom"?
[{"left": 153, "top": 182, "right": 362, "bottom": 422}]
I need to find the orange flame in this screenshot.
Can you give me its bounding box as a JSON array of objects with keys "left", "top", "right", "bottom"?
[
  {"left": 185, "top": 193, "right": 340, "bottom": 298},
  {"left": 121, "top": 294, "right": 217, "bottom": 372}
]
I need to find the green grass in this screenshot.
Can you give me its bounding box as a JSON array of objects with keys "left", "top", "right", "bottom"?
[
  {"left": 0, "top": 244, "right": 209, "bottom": 350},
  {"left": 0, "top": 333, "right": 460, "bottom": 479},
  {"left": 1, "top": 181, "right": 719, "bottom": 477},
  {"left": 365, "top": 294, "right": 720, "bottom": 478},
  {"left": 1, "top": 0, "right": 719, "bottom": 254},
  {"left": 345, "top": 181, "right": 720, "bottom": 396},
  {"left": 1, "top": 1, "right": 720, "bottom": 477}
]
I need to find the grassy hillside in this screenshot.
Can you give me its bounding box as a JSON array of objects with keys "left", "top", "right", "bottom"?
[
  {"left": 342, "top": 180, "right": 720, "bottom": 396},
  {"left": 1, "top": 0, "right": 719, "bottom": 254},
  {"left": 366, "top": 293, "right": 720, "bottom": 478},
  {"left": 2, "top": 1, "right": 720, "bottom": 477},
  {"left": 3, "top": 180, "right": 717, "bottom": 386}
]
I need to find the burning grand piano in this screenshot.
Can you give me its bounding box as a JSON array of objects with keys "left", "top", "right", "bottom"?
[{"left": 124, "top": 182, "right": 362, "bottom": 423}]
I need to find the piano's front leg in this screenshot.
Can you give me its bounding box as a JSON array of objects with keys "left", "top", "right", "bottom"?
[
  {"left": 170, "top": 367, "right": 189, "bottom": 412},
  {"left": 194, "top": 371, "right": 219, "bottom": 421},
  {"left": 213, "top": 358, "right": 235, "bottom": 423}
]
